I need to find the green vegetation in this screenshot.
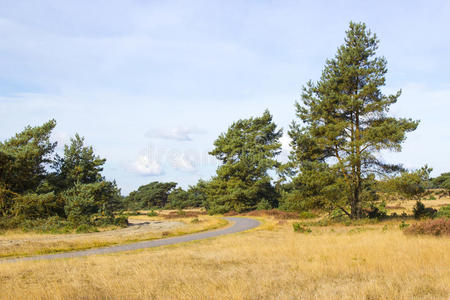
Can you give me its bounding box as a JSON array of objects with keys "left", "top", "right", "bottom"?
[
  {"left": 436, "top": 205, "right": 450, "bottom": 219},
  {"left": 0, "top": 121, "right": 125, "bottom": 232},
  {"left": 125, "top": 181, "right": 177, "bottom": 209},
  {"left": 378, "top": 165, "right": 432, "bottom": 200},
  {"left": 204, "top": 110, "right": 282, "bottom": 213},
  {"left": 413, "top": 201, "right": 437, "bottom": 219},
  {"left": 124, "top": 180, "right": 206, "bottom": 210},
  {"left": 292, "top": 223, "right": 312, "bottom": 233},
  {"left": 431, "top": 172, "right": 450, "bottom": 196},
  {"left": 285, "top": 22, "right": 418, "bottom": 219}
]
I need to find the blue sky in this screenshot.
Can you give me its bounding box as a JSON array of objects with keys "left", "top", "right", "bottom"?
[{"left": 1, "top": 0, "right": 449, "bottom": 194}]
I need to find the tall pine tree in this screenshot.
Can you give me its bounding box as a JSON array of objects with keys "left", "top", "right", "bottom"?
[{"left": 289, "top": 22, "right": 418, "bottom": 219}]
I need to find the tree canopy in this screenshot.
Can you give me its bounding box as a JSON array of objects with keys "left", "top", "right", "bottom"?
[
  {"left": 126, "top": 181, "right": 177, "bottom": 209},
  {"left": 205, "top": 110, "right": 282, "bottom": 213},
  {"left": 52, "top": 134, "right": 106, "bottom": 191},
  {"left": 0, "top": 119, "right": 57, "bottom": 194}
]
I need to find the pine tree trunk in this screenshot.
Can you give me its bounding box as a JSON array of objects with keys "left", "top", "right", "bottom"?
[{"left": 350, "top": 187, "right": 362, "bottom": 219}]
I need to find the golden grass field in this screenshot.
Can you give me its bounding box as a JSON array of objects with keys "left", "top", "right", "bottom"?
[
  {"left": 0, "top": 216, "right": 449, "bottom": 299},
  {"left": 0, "top": 199, "right": 449, "bottom": 299}
]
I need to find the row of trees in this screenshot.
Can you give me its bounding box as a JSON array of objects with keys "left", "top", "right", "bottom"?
[
  {"left": 179, "top": 22, "right": 418, "bottom": 219},
  {"left": 126, "top": 21, "right": 445, "bottom": 218},
  {"left": 0, "top": 120, "right": 123, "bottom": 230},
  {"left": 124, "top": 181, "right": 205, "bottom": 210}
]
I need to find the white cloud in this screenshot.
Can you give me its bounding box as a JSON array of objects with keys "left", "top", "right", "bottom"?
[
  {"left": 130, "top": 154, "right": 163, "bottom": 176},
  {"left": 145, "top": 126, "right": 205, "bottom": 141},
  {"left": 171, "top": 152, "right": 196, "bottom": 172}
]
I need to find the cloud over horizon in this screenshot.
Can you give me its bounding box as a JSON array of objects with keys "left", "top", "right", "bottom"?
[
  {"left": 130, "top": 154, "right": 163, "bottom": 176},
  {"left": 145, "top": 126, "right": 205, "bottom": 141}
]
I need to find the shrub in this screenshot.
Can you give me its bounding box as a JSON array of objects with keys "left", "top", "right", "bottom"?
[
  {"left": 329, "top": 208, "right": 349, "bottom": 222},
  {"left": 63, "top": 185, "right": 98, "bottom": 225},
  {"left": 63, "top": 182, "right": 119, "bottom": 225},
  {"left": 389, "top": 166, "right": 432, "bottom": 199},
  {"left": 75, "top": 224, "right": 98, "bottom": 233},
  {"left": 147, "top": 210, "right": 158, "bottom": 217},
  {"left": 12, "top": 192, "right": 64, "bottom": 219},
  {"left": 399, "top": 221, "right": 410, "bottom": 230},
  {"left": 0, "top": 216, "right": 72, "bottom": 233},
  {"left": 298, "top": 211, "right": 317, "bottom": 219},
  {"left": 413, "top": 201, "right": 437, "bottom": 219},
  {"left": 0, "top": 215, "right": 25, "bottom": 230},
  {"left": 256, "top": 198, "right": 272, "bottom": 210},
  {"left": 114, "top": 215, "right": 129, "bottom": 227},
  {"left": 364, "top": 202, "right": 387, "bottom": 219},
  {"left": 293, "top": 222, "right": 312, "bottom": 233},
  {"left": 436, "top": 205, "right": 450, "bottom": 219},
  {"left": 0, "top": 186, "right": 19, "bottom": 217},
  {"left": 191, "top": 217, "right": 200, "bottom": 224},
  {"left": 243, "top": 209, "right": 299, "bottom": 220},
  {"left": 163, "top": 210, "right": 206, "bottom": 219},
  {"left": 404, "top": 218, "right": 450, "bottom": 236}
]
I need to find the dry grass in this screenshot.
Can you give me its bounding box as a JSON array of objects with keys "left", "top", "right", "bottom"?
[
  {"left": 0, "top": 219, "right": 449, "bottom": 299},
  {"left": 242, "top": 209, "right": 300, "bottom": 219},
  {"left": 0, "top": 215, "right": 226, "bottom": 258},
  {"left": 386, "top": 197, "right": 450, "bottom": 215}
]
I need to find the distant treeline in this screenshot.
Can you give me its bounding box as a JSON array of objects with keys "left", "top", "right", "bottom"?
[{"left": 123, "top": 181, "right": 206, "bottom": 210}]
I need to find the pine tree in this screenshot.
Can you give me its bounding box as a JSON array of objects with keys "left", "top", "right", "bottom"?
[
  {"left": 289, "top": 22, "right": 418, "bottom": 219},
  {"left": 206, "top": 110, "right": 282, "bottom": 213},
  {"left": 53, "top": 134, "right": 106, "bottom": 190},
  {"left": 0, "top": 120, "right": 57, "bottom": 194}
]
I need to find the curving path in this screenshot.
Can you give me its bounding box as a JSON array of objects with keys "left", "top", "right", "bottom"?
[{"left": 1, "top": 217, "right": 259, "bottom": 263}]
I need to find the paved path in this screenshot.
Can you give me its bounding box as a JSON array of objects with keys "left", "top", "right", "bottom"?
[{"left": 1, "top": 217, "right": 259, "bottom": 263}]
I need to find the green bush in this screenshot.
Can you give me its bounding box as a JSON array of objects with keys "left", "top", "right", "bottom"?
[
  {"left": 62, "top": 182, "right": 118, "bottom": 226},
  {"left": 0, "top": 215, "right": 72, "bottom": 233},
  {"left": 12, "top": 192, "right": 64, "bottom": 219},
  {"left": 413, "top": 201, "right": 437, "bottom": 219},
  {"left": 399, "top": 221, "right": 410, "bottom": 230},
  {"left": 298, "top": 211, "right": 317, "bottom": 219},
  {"left": 292, "top": 222, "right": 312, "bottom": 233},
  {"left": 436, "top": 205, "right": 450, "bottom": 219},
  {"left": 75, "top": 224, "right": 98, "bottom": 233},
  {"left": 365, "top": 202, "right": 387, "bottom": 219},
  {"left": 114, "top": 215, "right": 129, "bottom": 227},
  {"left": 329, "top": 208, "right": 349, "bottom": 222},
  {"left": 63, "top": 185, "right": 98, "bottom": 225},
  {"left": 147, "top": 210, "right": 158, "bottom": 217},
  {"left": 191, "top": 217, "right": 200, "bottom": 224},
  {"left": 256, "top": 198, "right": 272, "bottom": 210}
]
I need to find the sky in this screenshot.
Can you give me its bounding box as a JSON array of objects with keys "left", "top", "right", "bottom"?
[{"left": 0, "top": 0, "right": 449, "bottom": 195}]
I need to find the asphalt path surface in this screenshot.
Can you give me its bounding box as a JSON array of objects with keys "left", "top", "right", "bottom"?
[{"left": 1, "top": 217, "right": 260, "bottom": 263}]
